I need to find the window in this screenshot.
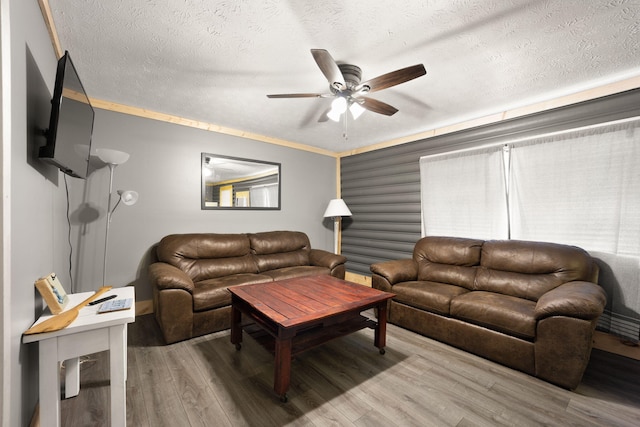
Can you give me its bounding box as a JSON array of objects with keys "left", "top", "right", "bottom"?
[
  {"left": 420, "top": 146, "right": 508, "bottom": 239},
  {"left": 420, "top": 118, "right": 640, "bottom": 341}
]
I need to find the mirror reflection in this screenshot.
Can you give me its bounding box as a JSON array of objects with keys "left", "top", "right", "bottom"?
[{"left": 201, "top": 153, "right": 281, "bottom": 209}]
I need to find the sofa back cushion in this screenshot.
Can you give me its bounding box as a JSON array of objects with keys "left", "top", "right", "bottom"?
[
  {"left": 414, "top": 236, "right": 483, "bottom": 289},
  {"left": 156, "top": 233, "right": 257, "bottom": 282},
  {"left": 250, "top": 231, "right": 311, "bottom": 272},
  {"left": 476, "top": 239, "right": 596, "bottom": 301}
]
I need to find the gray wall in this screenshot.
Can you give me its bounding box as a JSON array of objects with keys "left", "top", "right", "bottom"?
[
  {"left": 2, "top": 3, "right": 336, "bottom": 424},
  {"left": 3, "top": 1, "right": 65, "bottom": 425},
  {"left": 69, "top": 109, "right": 338, "bottom": 301}
]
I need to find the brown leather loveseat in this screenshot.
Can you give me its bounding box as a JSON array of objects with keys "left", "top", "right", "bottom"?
[
  {"left": 370, "top": 236, "right": 607, "bottom": 389},
  {"left": 149, "top": 231, "right": 346, "bottom": 344}
]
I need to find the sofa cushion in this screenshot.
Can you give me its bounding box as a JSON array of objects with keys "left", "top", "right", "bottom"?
[
  {"left": 250, "top": 231, "right": 310, "bottom": 254},
  {"left": 451, "top": 291, "right": 537, "bottom": 340},
  {"left": 262, "top": 266, "right": 329, "bottom": 281},
  {"left": 393, "top": 281, "right": 469, "bottom": 315},
  {"left": 193, "top": 274, "right": 273, "bottom": 311},
  {"left": 414, "top": 236, "right": 483, "bottom": 289},
  {"left": 477, "top": 240, "right": 596, "bottom": 301},
  {"left": 250, "top": 231, "right": 311, "bottom": 272},
  {"left": 157, "top": 234, "right": 258, "bottom": 282},
  {"left": 190, "top": 255, "right": 260, "bottom": 282}
]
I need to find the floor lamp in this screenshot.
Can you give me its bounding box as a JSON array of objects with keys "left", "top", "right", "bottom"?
[
  {"left": 96, "top": 149, "right": 139, "bottom": 287},
  {"left": 323, "top": 198, "right": 352, "bottom": 254}
]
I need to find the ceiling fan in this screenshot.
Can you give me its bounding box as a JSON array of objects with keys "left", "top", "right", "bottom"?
[{"left": 267, "top": 49, "right": 426, "bottom": 122}]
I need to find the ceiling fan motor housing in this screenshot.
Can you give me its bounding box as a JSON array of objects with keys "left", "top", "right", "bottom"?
[{"left": 333, "top": 64, "right": 362, "bottom": 92}]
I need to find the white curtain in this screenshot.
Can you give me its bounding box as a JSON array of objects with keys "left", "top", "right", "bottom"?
[
  {"left": 510, "top": 120, "right": 640, "bottom": 339},
  {"left": 420, "top": 146, "right": 508, "bottom": 239},
  {"left": 510, "top": 122, "right": 640, "bottom": 253},
  {"left": 419, "top": 119, "right": 640, "bottom": 340}
]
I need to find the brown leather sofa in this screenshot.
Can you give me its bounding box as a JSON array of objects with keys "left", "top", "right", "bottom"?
[
  {"left": 149, "top": 231, "right": 346, "bottom": 344},
  {"left": 370, "top": 236, "right": 607, "bottom": 389}
]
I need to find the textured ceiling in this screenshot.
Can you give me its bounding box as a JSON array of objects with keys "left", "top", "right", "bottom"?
[{"left": 47, "top": 0, "right": 640, "bottom": 153}]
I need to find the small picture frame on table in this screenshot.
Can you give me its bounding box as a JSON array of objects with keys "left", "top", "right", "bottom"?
[{"left": 34, "top": 273, "right": 69, "bottom": 314}]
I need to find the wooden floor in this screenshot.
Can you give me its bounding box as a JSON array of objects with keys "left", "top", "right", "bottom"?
[{"left": 60, "top": 313, "right": 640, "bottom": 427}]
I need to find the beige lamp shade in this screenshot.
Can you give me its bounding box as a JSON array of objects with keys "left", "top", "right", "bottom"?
[
  {"left": 324, "top": 198, "right": 351, "bottom": 254},
  {"left": 323, "top": 198, "right": 352, "bottom": 218}
]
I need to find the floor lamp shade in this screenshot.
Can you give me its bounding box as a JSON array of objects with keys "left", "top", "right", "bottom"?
[
  {"left": 323, "top": 199, "right": 352, "bottom": 218},
  {"left": 324, "top": 199, "right": 352, "bottom": 254},
  {"left": 118, "top": 190, "right": 139, "bottom": 206},
  {"left": 96, "top": 148, "right": 130, "bottom": 165}
]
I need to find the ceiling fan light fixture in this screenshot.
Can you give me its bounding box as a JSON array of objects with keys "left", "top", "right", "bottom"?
[
  {"left": 349, "top": 102, "right": 366, "bottom": 120},
  {"left": 327, "top": 96, "right": 348, "bottom": 122},
  {"left": 327, "top": 108, "right": 342, "bottom": 122},
  {"left": 331, "top": 97, "right": 348, "bottom": 114}
]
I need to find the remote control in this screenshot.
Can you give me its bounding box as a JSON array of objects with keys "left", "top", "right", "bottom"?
[{"left": 89, "top": 294, "right": 117, "bottom": 306}]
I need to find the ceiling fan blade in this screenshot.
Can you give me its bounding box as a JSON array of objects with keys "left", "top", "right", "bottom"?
[
  {"left": 317, "top": 107, "right": 331, "bottom": 122},
  {"left": 357, "top": 64, "right": 426, "bottom": 93},
  {"left": 311, "top": 49, "right": 346, "bottom": 90},
  {"left": 359, "top": 97, "right": 399, "bottom": 116},
  {"left": 267, "top": 93, "right": 324, "bottom": 98}
]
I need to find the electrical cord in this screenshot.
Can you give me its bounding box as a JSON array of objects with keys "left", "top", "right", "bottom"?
[{"left": 63, "top": 174, "right": 74, "bottom": 293}]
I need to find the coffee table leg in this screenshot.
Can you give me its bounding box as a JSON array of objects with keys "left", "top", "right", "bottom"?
[
  {"left": 230, "top": 304, "right": 242, "bottom": 350},
  {"left": 374, "top": 302, "right": 388, "bottom": 354},
  {"left": 274, "top": 337, "right": 292, "bottom": 402}
]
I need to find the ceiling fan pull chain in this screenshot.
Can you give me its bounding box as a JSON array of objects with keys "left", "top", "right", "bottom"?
[{"left": 343, "top": 109, "right": 349, "bottom": 140}]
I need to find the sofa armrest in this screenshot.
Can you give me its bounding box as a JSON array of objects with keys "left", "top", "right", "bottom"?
[
  {"left": 149, "top": 262, "right": 195, "bottom": 293},
  {"left": 535, "top": 281, "right": 607, "bottom": 321},
  {"left": 370, "top": 259, "right": 418, "bottom": 285},
  {"left": 309, "top": 249, "right": 346, "bottom": 270}
]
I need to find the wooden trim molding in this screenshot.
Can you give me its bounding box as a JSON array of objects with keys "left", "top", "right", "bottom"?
[
  {"left": 89, "top": 98, "right": 339, "bottom": 157},
  {"left": 135, "top": 299, "right": 153, "bottom": 316},
  {"left": 345, "top": 272, "right": 371, "bottom": 287},
  {"left": 593, "top": 330, "right": 640, "bottom": 361},
  {"left": 38, "top": 0, "right": 62, "bottom": 58},
  {"left": 90, "top": 76, "right": 640, "bottom": 161},
  {"left": 39, "top": 0, "right": 640, "bottom": 161},
  {"left": 338, "top": 74, "right": 640, "bottom": 158}
]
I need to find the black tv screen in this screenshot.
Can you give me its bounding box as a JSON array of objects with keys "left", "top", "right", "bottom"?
[{"left": 39, "top": 51, "right": 94, "bottom": 179}]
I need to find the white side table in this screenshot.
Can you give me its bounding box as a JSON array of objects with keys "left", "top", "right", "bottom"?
[{"left": 23, "top": 286, "right": 135, "bottom": 427}]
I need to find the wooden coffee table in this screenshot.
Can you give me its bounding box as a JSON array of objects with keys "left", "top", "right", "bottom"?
[{"left": 229, "top": 274, "right": 395, "bottom": 401}]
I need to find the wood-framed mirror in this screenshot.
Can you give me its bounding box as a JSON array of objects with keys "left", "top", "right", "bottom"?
[{"left": 201, "top": 153, "right": 281, "bottom": 210}]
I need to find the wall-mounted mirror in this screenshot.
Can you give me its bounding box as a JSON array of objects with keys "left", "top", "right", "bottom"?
[{"left": 201, "top": 153, "right": 281, "bottom": 210}]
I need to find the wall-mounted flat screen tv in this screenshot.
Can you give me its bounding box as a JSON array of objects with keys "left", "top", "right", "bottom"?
[{"left": 39, "top": 51, "right": 94, "bottom": 179}]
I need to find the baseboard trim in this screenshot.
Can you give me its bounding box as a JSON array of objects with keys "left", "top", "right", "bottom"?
[
  {"left": 345, "top": 271, "right": 371, "bottom": 287},
  {"left": 135, "top": 299, "right": 154, "bottom": 316},
  {"left": 134, "top": 276, "right": 640, "bottom": 361},
  {"left": 29, "top": 402, "right": 39, "bottom": 427},
  {"left": 593, "top": 330, "right": 640, "bottom": 360},
  {"left": 345, "top": 272, "right": 640, "bottom": 361}
]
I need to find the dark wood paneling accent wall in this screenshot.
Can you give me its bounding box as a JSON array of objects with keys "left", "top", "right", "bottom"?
[{"left": 341, "top": 88, "right": 640, "bottom": 275}]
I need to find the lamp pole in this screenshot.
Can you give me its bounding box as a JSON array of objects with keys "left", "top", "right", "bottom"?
[
  {"left": 96, "top": 148, "right": 137, "bottom": 288},
  {"left": 332, "top": 216, "right": 341, "bottom": 254},
  {"left": 103, "top": 163, "right": 116, "bottom": 287}
]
